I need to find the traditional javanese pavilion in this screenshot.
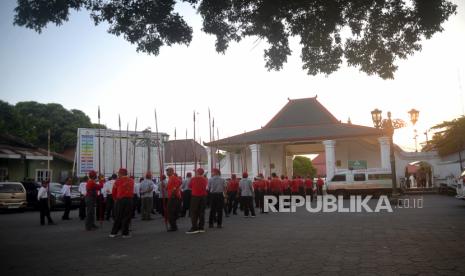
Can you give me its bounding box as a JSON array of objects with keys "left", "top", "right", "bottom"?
[{"left": 205, "top": 97, "right": 396, "bottom": 180}]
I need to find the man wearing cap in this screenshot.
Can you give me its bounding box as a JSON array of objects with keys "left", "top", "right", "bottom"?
[
  {"left": 110, "top": 168, "right": 134, "bottom": 238},
  {"left": 226, "top": 174, "right": 239, "bottom": 216},
  {"left": 140, "top": 172, "right": 154, "bottom": 220},
  {"left": 85, "top": 170, "right": 103, "bottom": 231},
  {"left": 103, "top": 174, "right": 117, "bottom": 220},
  {"left": 239, "top": 172, "right": 256, "bottom": 218},
  {"left": 186, "top": 168, "right": 208, "bottom": 234},
  {"left": 181, "top": 172, "right": 192, "bottom": 217},
  {"left": 207, "top": 168, "right": 227, "bottom": 228},
  {"left": 255, "top": 174, "right": 268, "bottom": 214},
  {"left": 166, "top": 167, "right": 182, "bottom": 232}
]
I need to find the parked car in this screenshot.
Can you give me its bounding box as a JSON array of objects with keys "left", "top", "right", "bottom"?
[
  {"left": 0, "top": 182, "right": 28, "bottom": 210},
  {"left": 48, "top": 183, "right": 81, "bottom": 209},
  {"left": 20, "top": 180, "right": 41, "bottom": 208}
]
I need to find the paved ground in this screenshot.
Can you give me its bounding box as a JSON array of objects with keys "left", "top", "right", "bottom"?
[{"left": 1, "top": 194, "right": 465, "bottom": 276}]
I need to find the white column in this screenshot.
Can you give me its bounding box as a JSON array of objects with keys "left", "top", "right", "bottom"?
[
  {"left": 249, "top": 144, "right": 261, "bottom": 178},
  {"left": 323, "top": 140, "right": 336, "bottom": 181},
  {"left": 285, "top": 156, "right": 294, "bottom": 177},
  {"left": 233, "top": 153, "right": 241, "bottom": 175},
  {"left": 207, "top": 147, "right": 214, "bottom": 175},
  {"left": 378, "top": 137, "right": 391, "bottom": 170}
]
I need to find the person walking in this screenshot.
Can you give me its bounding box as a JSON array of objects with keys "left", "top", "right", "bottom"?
[
  {"left": 181, "top": 172, "right": 192, "bottom": 217},
  {"left": 103, "top": 174, "right": 117, "bottom": 220},
  {"left": 140, "top": 172, "right": 154, "bottom": 221},
  {"left": 305, "top": 176, "right": 314, "bottom": 202},
  {"left": 239, "top": 172, "right": 255, "bottom": 218},
  {"left": 78, "top": 176, "right": 88, "bottom": 220},
  {"left": 186, "top": 168, "right": 208, "bottom": 234},
  {"left": 85, "top": 170, "right": 103, "bottom": 231},
  {"left": 316, "top": 176, "right": 324, "bottom": 196},
  {"left": 37, "top": 180, "right": 55, "bottom": 225},
  {"left": 109, "top": 168, "right": 135, "bottom": 238},
  {"left": 226, "top": 174, "right": 239, "bottom": 216},
  {"left": 208, "top": 168, "right": 227, "bottom": 228},
  {"left": 61, "top": 177, "right": 72, "bottom": 220},
  {"left": 166, "top": 167, "right": 182, "bottom": 232}
]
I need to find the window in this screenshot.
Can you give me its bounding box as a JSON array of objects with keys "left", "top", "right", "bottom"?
[
  {"left": 354, "top": 173, "right": 366, "bottom": 181},
  {"left": 35, "top": 169, "right": 52, "bottom": 183},
  {"left": 368, "top": 174, "right": 392, "bottom": 180},
  {"left": 0, "top": 183, "right": 25, "bottom": 193},
  {"left": 0, "top": 168, "right": 8, "bottom": 181},
  {"left": 332, "top": 174, "right": 346, "bottom": 182}
]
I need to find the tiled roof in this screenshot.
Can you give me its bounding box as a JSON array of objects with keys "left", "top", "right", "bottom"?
[
  {"left": 205, "top": 97, "right": 382, "bottom": 147},
  {"left": 164, "top": 139, "right": 207, "bottom": 163}
]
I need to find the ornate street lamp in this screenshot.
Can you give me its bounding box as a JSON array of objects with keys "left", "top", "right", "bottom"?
[
  {"left": 371, "top": 109, "right": 409, "bottom": 196},
  {"left": 408, "top": 108, "right": 420, "bottom": 151}
]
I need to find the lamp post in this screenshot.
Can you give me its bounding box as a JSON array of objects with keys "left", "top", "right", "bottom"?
[
  {"left": 408, "top": 109, "right": 420, "bottom": 152},
  {"left": 371, "top": 109, "right": 416, "bottom": 195}
]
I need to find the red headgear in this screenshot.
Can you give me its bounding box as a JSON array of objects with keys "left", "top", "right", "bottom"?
[
  {"left": 242, "top": 172, "right": 248, "bottom": 178},
  {"left": 231, "top": 174, "right": 236, "bottom": 179},
  {"left": 118, "top": 168, "right": 128, "bottom": 176},
  {"left": 145, "top": 171, "right": 152, "bottom": 178},
  {"left": 196, "top": 168, "right": 205, "bottom": 176},
  {"left": 212, "top": 168, "right": 221, "bottom": 175},
  {"left": 88, "top": 170, "right": 97, "bottom": 179}
]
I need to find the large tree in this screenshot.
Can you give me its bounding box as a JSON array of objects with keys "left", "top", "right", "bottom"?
[
  {"left": 0, "top": 100, "right": 104, "bottom": 152},
  {"left": 13, "top": 0, "right": 456, "bottom": 79},
  {"left": 293, "top": 155, "right": 316, "bottom": 178}
]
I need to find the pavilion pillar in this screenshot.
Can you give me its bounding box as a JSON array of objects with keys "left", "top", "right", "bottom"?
[
  {"left": 285, "top": 156, "right": 294, "bottom": 177},
  {"left": 233, "top": 153, "right": 241, "bottom": 175},
  {"left": 378, "top": 137, "right": 391, "bottom": 170},
  {"left": 323, "top": 140, "right": 336, "bottom": 181},
  {"left": 249, "top": 144, "right": 261, "bottom": 178}
]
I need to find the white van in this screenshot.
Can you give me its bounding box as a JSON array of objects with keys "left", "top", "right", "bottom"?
[{"left": 326, "top": 170, "right": 393, "bottom": 196}]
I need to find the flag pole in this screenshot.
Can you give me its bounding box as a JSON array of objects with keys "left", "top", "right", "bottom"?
[
  {"left": 125, "top": 122, "right": 129, "bottom": 170},
  {"left": 98, "top": 106, "right": 101, "bottom": 175},
  {"left": 118, "top": 114, "right": 123, "bottom": 169},
  {"left": 183, "top": 129, "right": 187, "bottom": 177},
  {"left": 132, "top": 118, "right": 138, "bottom": 177},
  {"left": 174, "top": 128, "right": 177, "bottom": 175},
  {"left": 193, "top": 111, "right": 197, "bottom": 170},
  {"left": 47, "top": 128, "right": 51, "bottom": 207},
  {"left": 154, "top": 109, "right": 168, "bottom": 230},
  {"left": 103, "top": 127, "right": 106, "bottom": 177}
]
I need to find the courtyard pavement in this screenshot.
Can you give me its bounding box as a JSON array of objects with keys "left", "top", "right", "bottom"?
[{"left": 1, "top": 194, "right": 465, "bottom": 276}]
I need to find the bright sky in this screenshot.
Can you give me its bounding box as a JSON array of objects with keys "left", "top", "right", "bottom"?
[{"left": 1, "top": 0, "right": 464, "bottom": 153}]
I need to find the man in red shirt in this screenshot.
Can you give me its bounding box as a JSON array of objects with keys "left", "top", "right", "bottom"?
[
  {"left": 305, "top": 176, "right": 314, "bottom": 202},
  {"left": 166, "top": 167, "right": 181, "bottom": 232},
  {"left": 226, "top": 174, "right": 239, "bottom": 216},
  {"left": 317, "top": 176, "right": 325, "bottom": 196},
  {"left": 109, "top": 168, "right": 134, "bottom": 238},
  {"left": 270, "top": 173, "right": 282, "bottom": 200},
  {"left": 256, "top": 174, "right": 268, "bottom": 214},
  {"left": 186, "top": 168, "right": 208, "bottom": 234},
  {"left": 281, "top": 175, "right": 290, "bottom": 195},
  {"left": 290, "top": 176, "right": 300, "bottom": 195},
  {"left": 85, "top": 170, "right": 103, "bottom": 231}
]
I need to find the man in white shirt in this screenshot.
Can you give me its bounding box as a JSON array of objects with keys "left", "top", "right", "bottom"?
[
  {"left": 37, "top": 181, "right": 55, "bottom": 225},
  {"left": 60, "top": 177, "right": 72, "bottom": 220},
  {"left": 140, "top": 172, "right": 155, "bottom": 220},
  {"left": 78, "top": 177, "right": 88, "bottom": 220},
  {"left": 103, "top": 174, "right": 117, "bottom": 220}
]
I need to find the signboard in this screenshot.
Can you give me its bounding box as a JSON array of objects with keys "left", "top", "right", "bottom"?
[
  {"left": 348, "top": 160, "right": 367, "bottom": 170},
  {"left": 78, "top": 129, "right": 96, "bottom": 174}
]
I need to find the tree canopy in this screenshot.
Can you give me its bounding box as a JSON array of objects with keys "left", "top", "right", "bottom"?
[
  {"left": 293, "top": 155, "right": 316, "bottom": 178},
  {"left": 425, "top": 116, "right": 465, "bottom": 157},
  {"left": 13, "top": 0, "right": 456, "bottom": 79},
  {"left": 0, "top": 100, "right": 103, "bottom": 152}
]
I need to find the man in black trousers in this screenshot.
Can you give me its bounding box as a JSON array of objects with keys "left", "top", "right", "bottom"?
[{"left": 208, "top": 168, "right": 227, "bottom": 228}]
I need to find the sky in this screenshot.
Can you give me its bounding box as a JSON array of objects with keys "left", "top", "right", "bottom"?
[{"left": 1, "top": 0, "right": 464, "bottom": 153}]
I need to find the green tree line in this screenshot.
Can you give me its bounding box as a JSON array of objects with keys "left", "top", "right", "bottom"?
[{"left": 0, "top": 100, "right": 104, "bottom": 152}]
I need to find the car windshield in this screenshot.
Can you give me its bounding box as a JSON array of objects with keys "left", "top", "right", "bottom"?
[
  {"left": 0, "top": 183, "right": 25, "bottom": 193},
  {"left": 49, "top": 183, "right": 63, "bottom": 193}
]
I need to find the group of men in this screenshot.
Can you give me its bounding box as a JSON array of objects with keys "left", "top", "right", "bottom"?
[{"left": 63, "top": 168, "right": 325, "bottom": 237}]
